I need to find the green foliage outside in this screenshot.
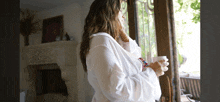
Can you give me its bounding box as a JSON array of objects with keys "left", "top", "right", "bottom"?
[
  {"left": 177, "top": 0, "right": 200, "bottom": 24},
  {"left": 174, "top": 0, "right": 200, "bottom": 67}
]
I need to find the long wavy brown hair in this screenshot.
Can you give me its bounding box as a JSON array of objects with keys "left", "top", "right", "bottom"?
[{"left": 80, "top": 0, "right": 129, "bottom": 73}]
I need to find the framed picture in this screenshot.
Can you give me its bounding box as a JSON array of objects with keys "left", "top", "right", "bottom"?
[{"left": 42, "top": 15, "right": 64, "bottom": 43}]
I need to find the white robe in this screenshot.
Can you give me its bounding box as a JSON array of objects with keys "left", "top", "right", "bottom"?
[{"left": 86, "top": 32, "right": 161, "bottom": 102}]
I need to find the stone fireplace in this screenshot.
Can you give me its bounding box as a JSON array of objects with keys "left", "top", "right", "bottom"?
[{"left": 21, "top": 41, "right": 77, "bottom": 102}]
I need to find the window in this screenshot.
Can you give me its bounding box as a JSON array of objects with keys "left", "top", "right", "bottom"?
[
  {"left": 136, "top": 0, "right": 157, "bottom": 63},
  {"left": 121, "top": 0, "right": 184, "bottom": 101},
  {"left": 121, "top": 0, "right": 157, "bottom": 63}
]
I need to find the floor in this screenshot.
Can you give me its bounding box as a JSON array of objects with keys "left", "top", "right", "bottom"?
[{"left": 36, "top": 93, "right": 67, "bottom": 102}]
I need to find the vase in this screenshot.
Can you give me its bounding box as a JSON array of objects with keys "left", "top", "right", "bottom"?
[{"left": 56, "top": 35, "right": 62, "bottom": 41}]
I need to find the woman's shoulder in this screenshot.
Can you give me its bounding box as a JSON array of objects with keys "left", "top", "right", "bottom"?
[
  {"left": 87, "top": 32, "right": 117, "bottom": 60},
  {"left": 90, "top": 32, "right": 114, "bottom": 41},
  {"left": 89, "top": 32, "right": 117, "bottom": 49}
]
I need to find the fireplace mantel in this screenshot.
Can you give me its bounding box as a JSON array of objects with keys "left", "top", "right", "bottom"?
[
  {"left": 21, "top": 41, "right": 78, "bottom": 102},
  {"left": 22, "top": 41, "right": 77, "bottom": 66}
]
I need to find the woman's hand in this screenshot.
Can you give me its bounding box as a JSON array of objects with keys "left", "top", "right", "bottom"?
[{"left": 148, "top": 60, "right": 169, "bottom": 77}]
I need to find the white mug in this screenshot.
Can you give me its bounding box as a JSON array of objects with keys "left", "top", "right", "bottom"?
[
  {"left": 152, "top": 56, "right": 169, "bottom": 75},
  {"left": 152, "top": 56, "right": 168, "bottom": 63}
]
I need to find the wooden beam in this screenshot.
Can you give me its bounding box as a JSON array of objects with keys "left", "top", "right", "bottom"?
[
  {"left": 154, "top": 0, "right": 174, "bottom": 101},
  {"left": 167, "top": 0, "right": 181, "bottom": 101},
  {"left": 127, "top": 0, "right": 139, "bottom": 44}
]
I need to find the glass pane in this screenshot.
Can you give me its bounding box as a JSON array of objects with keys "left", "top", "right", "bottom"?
[
  {"left": 121, "top": 1, "right": 129, "bottom": 36},
  {"left": 136, "top": 0, "right": 157, "bottom": 63},
  {"left": 173, "top": 0, "right": 200, "bottom": 77}
]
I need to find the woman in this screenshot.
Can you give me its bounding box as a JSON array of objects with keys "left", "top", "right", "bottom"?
[{"left": 80, "top": 0, "right": 169, "bottom": 101}]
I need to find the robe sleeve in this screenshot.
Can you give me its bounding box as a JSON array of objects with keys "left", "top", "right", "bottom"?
[{"left": 88, "top": 45, "right": 161, "bottom": 101}]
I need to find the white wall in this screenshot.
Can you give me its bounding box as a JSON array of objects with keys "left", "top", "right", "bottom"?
[
  {"left": 20, "top": 1, "right": 95, "bottom": 101},
  {"left": 37, "top": 3, "right": 86, "bottom": 102},
  {"left": 36, "top": 3, "right": 82, "bottom": 43}
]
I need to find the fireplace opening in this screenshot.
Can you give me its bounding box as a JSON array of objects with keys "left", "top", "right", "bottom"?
[{"left": 36, "top": 69, "right": 68, "bottom": 96}]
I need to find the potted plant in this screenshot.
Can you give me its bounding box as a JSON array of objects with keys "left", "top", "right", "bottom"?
[{"left": 20, "top": 9, "right": 41, "bottom": 46}]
